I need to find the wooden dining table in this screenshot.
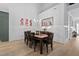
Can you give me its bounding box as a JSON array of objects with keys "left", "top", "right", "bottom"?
[{"left": 34, "top": 34, "right": 48, "bottom": 54}]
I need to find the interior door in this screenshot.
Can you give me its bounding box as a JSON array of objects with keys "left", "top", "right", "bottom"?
[{"left": 0, "top": 11, "right": 9, "bottom": 42}]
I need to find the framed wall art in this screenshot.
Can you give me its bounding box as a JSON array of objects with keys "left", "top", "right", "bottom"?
[{"left": 41, "top": 17, "right": 53, "bottom": 27}]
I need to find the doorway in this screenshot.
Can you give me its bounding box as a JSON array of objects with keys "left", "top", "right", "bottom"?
[
  {"left": 0, "top": 11, "right": 9, "bottom": 42},
  {"left": 77, "top": 24, "right": 79, "bottom": 35}
]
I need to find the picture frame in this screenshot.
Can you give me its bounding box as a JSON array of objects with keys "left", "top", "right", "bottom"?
[{"left": 41, "top": 17, "right": 53, "bottom": 27}]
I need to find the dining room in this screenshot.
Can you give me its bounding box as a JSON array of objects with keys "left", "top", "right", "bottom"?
[
  {"left": 0, "top": 3, "right": 78, "bottom": 56},
  {"left": 0, "top": 3, "right": 66, "bottom": 56}
]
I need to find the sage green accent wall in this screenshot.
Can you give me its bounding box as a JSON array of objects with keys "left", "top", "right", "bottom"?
[{"left": 0, "top": 11, "right": 9, "bottom": 42}]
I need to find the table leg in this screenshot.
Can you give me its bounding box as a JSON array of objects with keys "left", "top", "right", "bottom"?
[
  {"left": 40, "top": 40, "right": 43, "bottom": 54},
  {"left": 27, "top": 39, "right": 28, "bottom": 45}
]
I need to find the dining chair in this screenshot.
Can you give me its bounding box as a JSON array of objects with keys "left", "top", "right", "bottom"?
[
  {"left": 24, "top": 31, "right": 31, "bottom": 45},
  {"left": 29, "top": 32, "right": 35, "bottom": 48},
  {"left": 24, "top": 31, "right": 27, "bottom": 44},
  {"left": 33, "top": 31, "right": 48, "bottom": 51},
  {"left": 43, "top": 32, "right": 54, "bottom": 53},
  {"left": 33, "top": 37, "right": 40, "bottom": 52},
  {"left": 33, "top": 31, "right": 40, "bottom": 49}
]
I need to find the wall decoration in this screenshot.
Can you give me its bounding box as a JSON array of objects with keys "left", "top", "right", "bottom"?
[
  {"left": 20, "top": 18, "right": 32, "bottom": 27},
  {"left": 41, "top": 17, "right": 53, "bottom": 31},
  {"left": 25, "top": 18, "right": 28, "bottom": 26},
  {"left": 30, "top": 19, "right": 32, "bottom": 26},
  {"left": 41, "top": 17, "right": 53, "bottom": 27},
  {"left": 20, "top": 18, "right": 24, "bottom": 25}
]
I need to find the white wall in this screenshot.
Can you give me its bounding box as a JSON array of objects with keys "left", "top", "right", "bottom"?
[
  {"left": 0, "top": 3, "right": 68, "bottom": 43},
  {"left": 9, "top": 3, "right": 38, "bottom": 41},
  {"left": 0, "top": 3, "right": 9, "bottom": 12},
  {"left": 77, "top": 23, "right": 79, "bottom": 34},
  {"left": 38, "top": 4, "right": 66, "bottom": 43}
]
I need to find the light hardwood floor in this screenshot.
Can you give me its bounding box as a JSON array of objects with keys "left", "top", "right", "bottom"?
[
  {"left": 0, "top": 39, "right": 63, "bottom": 56},
  {"left": 0, "top": 37, "right": 79, "bottom": 56},
  {"left": 49, "top": 37, "right": 79, "bottom": 56}
]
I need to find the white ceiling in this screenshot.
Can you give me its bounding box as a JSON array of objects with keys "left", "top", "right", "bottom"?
[
  {"left": 36, "top": 3, "right": 58, "bottom": 14},
  {"left": 1, "top": 3, "right": 79, "bottom": 18},
  {"left": 0, "top": 3, "right": 58, "bottom": 13}
]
